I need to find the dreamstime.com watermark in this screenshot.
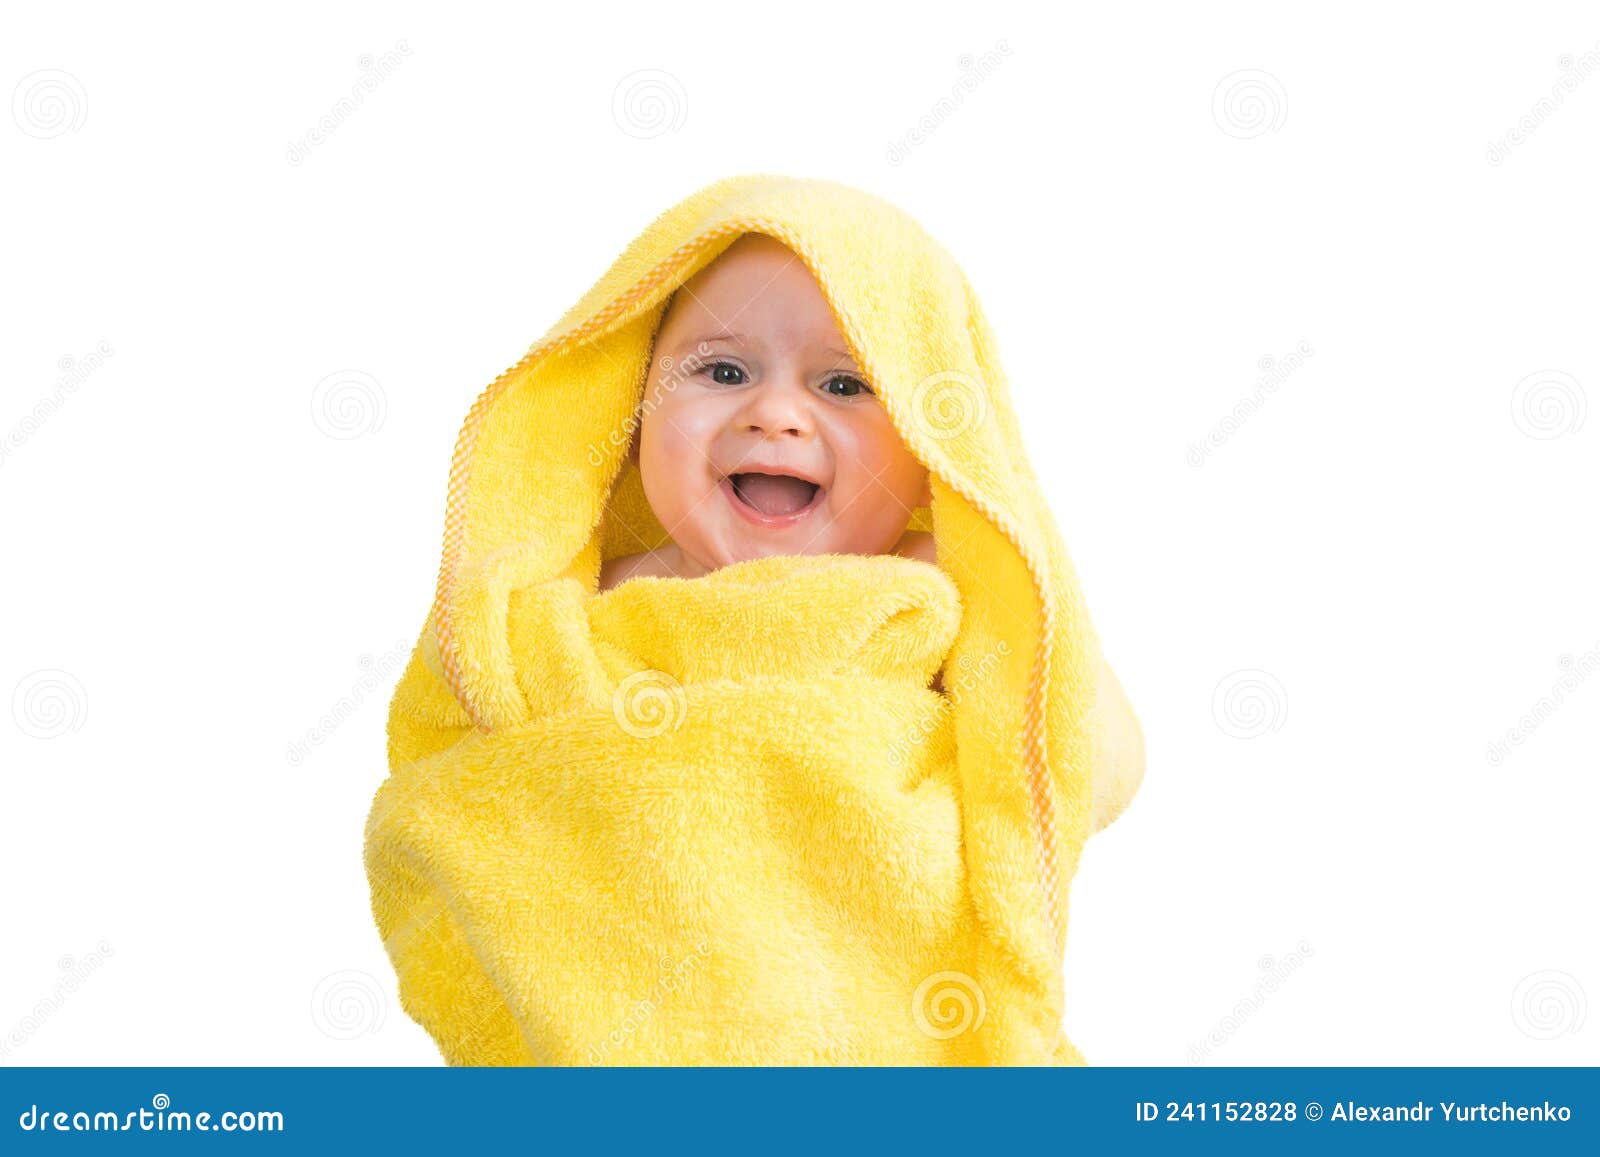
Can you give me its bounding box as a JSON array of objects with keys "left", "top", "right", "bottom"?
[
  {"left": 310, "top": 969, "right": 387, "bottom": 1040},
  {"left": 12, "top": 69, "right": 86, "bottom": 139},
  {"left": 1187, "top": 940, "right": 1315, "bottom": 1064},
  {"left": 17, "top": 1093, "right": 283, "bottom": 1133},
  {"left": 888, "top": 640, "right": 1011, "bottom": 766},
  {"left": 586, "top": 342, "right": 713, "bottom": 468},
  {"left": 612, "top": 69, "right": 687, "bottom": 139},
  {"left": 0, "top": 940, "right": 114, "bottom": 1063},
  {"left": 612, "top": 669, "right": 688, "bottom": 739},
  {"left": 1, "top": 341, "right": 114, "bottom": 468},
  {"left": 1509, "top": 369, "right": 1586, "bottom": 439},
  {"left": 1211, "top": 668, "right": 1288, "bottom": 739},
  {"left": 1487, "top": 42, "right": 1600, "bottom": 166},
  {"left": 1484, "top": 643, "right": 1600, "bottom": 766},
  {"left": 310, "top": 369, "right": 387, "bottom": 439},
  {"left": 908, "top": 369, "right": 989, "bottom": 443},
  {"left": 912, "top": 970, "right": 986, "bottom": 1039},
  {"left": 886, "top": 42, "right": 1012, "bottom": 166},
  {"left": 11, "top": 669, "right": 88, "bottom": 739},
  {"left": 1188, "top": 341, "right": 1314, "bottom": 466},
  {"left": 1510, "top": 969, "right": 1587, "bottom": 1040},
  {"left": 1212, "top": 70, "right": 1288, "bottom": 139},
  {"left": 286, "top": 41, "right": 412, "bottom": 165},
  {"left": 286, "top": 640, "right": 409, "bottom": 765},
  {"left": 586, "top": 940, "right": 712, "bottom": 1062}
]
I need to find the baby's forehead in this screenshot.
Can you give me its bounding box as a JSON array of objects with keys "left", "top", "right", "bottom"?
[
  {"left": 660, "top": 234, "right": 835, "bottom": 343},
  {"left": 673, "top": 234, "right": 800, "bottom": 303}
]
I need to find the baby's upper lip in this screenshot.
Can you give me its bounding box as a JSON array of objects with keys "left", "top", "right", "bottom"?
[{"left": 720, "top": 459, "right": 829, "bottom": 489}]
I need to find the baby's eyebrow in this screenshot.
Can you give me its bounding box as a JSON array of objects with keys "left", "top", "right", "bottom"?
[{"left": 690, "top": 331, "right": 858, "bottom": 365}]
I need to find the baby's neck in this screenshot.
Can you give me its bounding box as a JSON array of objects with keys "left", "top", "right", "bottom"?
[{"left": 596, "top": 531, "right": 936, "bottom": 594}]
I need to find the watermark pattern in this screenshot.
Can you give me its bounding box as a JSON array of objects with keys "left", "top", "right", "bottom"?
[
  {"left": 1485, "top": 644, "right": 1600, "bottom": 766},
  {"left": 17, "top": 1093, "right": 283, "bottom": 1132},
  {"left": 1487, "top": 44, "right": 1600, "bottom": 165},
  {"left": 1212, "top": 70, "right": 1288, "bottom": 139},
  {"left": 886, "top": 42, "right": 1012, "bottom": 166},
  {"left": 310, "top": 369, "right": 387, "bottom": 439},
  {"left": 310, "top": 970, "right": 387, "bottom": 1040},
  {"left": 286, "top": 42, "right": 412, "bottom": 165},
  {"left": 1211, "top": 669, "right": 1288, "bottom": 739},
  {"left": 587, "top": 940, "right": 711, "bottom": 1062},
  {"left": 1509, "top": 370, "right": 1586, "bottom": 439},
  {"left": 12, "top": 669, "right": 88, "bottom": 739},
  {"left": 0, "top": 941, "right": 114, "bottom": 1064},
  {"left": 612, "top": 669, "right": 687, "bottom": 738},
  {"left": 586, "top": 343, "right": 714, "bottom": 468},
  {"left": 286, "top": 640, "right": 410, "bottom": 765},
  {"left": 1510, "top": 970, "right": 1587, "bottom": 1040},
  {"left": 1186, "top": 940, "right": 1314, "bottom": 1063},
  {"left": 888, "top": 640, "right": 1011, "bottom": 766},
  {"left": 12, "top": 69, "right": 87, "bottom": 139},
  {"left": 908, "top": 369, "right": 990, "bottom": 443},
  {"left": 612, "top": 70, "right": 687, "bottom": 139},
  {"left": 911, "top": 970, "right": 986, "bottom": 1039},
  {"left": 1, "top": 341, "right": 115, "bottom": 469},
  {"left": 1187, "top": 340, "right": 1314, "bottom": 466}
]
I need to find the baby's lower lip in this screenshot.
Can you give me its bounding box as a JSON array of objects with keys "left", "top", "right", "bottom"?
[{"left": 719, "top": 475, "right": 825, "bottom": 528}]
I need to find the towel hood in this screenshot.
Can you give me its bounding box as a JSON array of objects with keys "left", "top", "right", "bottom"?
[{"left": 419, "top": 173, "right": 1107, "bottom": 1061}]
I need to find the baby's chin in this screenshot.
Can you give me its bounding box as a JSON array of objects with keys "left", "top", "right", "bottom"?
[
  {"left": 710, "top": 536, "right": 832, "bottom": 566},
  {"left": 693, "top": 525, "right": 902, "bottom": 570},
  {"left": 665, "top": 484, "right": 910, "bottom": 569}
]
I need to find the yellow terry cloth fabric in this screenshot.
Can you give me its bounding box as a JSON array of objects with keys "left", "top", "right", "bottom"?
[{"left": 363, "top": 174, "right": 1144, "bottom": 1066}]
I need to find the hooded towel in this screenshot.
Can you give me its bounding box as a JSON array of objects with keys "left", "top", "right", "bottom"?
[{"left": 363, "top": 174, "right": 1144, "bottom": 1065}]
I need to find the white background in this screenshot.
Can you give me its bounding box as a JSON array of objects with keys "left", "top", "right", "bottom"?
[{"left": 3, "top": 1, "right": 1596, "bottom": 1066}]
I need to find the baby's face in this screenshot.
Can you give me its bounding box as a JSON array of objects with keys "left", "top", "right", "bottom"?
[{"left": 636, "top": 233, "right": 931, "bottom": 575}]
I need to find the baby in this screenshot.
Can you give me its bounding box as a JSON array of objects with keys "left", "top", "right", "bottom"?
[
  {"left": 598, "top": 232, "right": 937, "bottom": 593},
  {"left": 366, "top": 178, "right": 1143, "bottom": 1067}
]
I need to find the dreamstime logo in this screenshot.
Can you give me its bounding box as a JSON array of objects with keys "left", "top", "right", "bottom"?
[
  {"left": 585, "top": 342, "right": 714, "bottom": 467},
  {"left": 12, "top": 69, "right": 87, "bottom": 139},
  {"left": 310, "top": 369, "right": 386, "bottom": 439},
  {"left": 911, "top": 971, "right": 986, "bottom": 1039},
  {"left": 12, "top": 669, "right": 88, "bottom": 739},
  {"left": 613, "top": 669, "right": 687, "bottom": 738},
  {"left": 887, "top": 640, "right": 1010, "bottom": 766},
  {"left": 1509, "top": 370, "right": 1586, "bottom": 439},
  {"left": 286, "top": 640, "right": 410, "bottom": 765},
  {"left": 1485, "top": 644, "right": 1600, "bottom": 765},
  {"left": 285, "top": 42, "right": 412, "bottom": 165},
  {"left": 1487, "top": 44, "right": 1600, "bottom": 165},
  {"left": 0, "top": 940, "right": 114, "bottom": 1064},
  {"left": 612, "top": 70, "right": 687, "bottom": 139},
  {"left": 1188, "top": 340, "right": 1314, "bottom": 466},
  {"left": 1187, "top": 941, "right": 1314, "bottom": 1064},
  {"left": 1510, "top": 970, "right": 1587, "bottom": 1040},
  {"left": 886, "top": 41, "right": 1012, "bottom": 166},
  {"left": 1211, "top": 669, "right": 1287, "bottom": 739},
  {"left": 1, "top": 341, "right": 115, "bottom": 468},
  {"left": 1212, "top": 70, "right": 1288, "bottom": 139},
  {"left": 909, "top": 369, "right": 989, "bottom": 443},
  {"left": 310, "top": 970, "right": 386, "bottom": 1040},
  {"left": 587, "top": 940, "right": 711, "bottom": 1063}
]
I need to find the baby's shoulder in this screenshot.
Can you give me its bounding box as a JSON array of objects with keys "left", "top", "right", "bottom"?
[
  {"left": 893, "top": 530, "right": 937, "bottom": 565},
  {"left": 597, "top": 548, "right": 675, "bottom": 592}
]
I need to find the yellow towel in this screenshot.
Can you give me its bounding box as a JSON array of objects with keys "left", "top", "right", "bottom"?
[{"left": 363, "top": 174, "right": 1144, "bottom": 1065}]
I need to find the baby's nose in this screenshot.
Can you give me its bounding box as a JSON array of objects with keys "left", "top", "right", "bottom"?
[{"left": 737, "top": 380, "right": 815, "bottom": 436}]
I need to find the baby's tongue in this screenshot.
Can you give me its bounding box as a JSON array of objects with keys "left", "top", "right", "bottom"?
[{"left": 734, "top": 473, "right": 816, "bottom": 516}]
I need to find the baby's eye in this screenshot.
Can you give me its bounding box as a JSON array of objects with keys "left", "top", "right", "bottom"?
[
  {"left": 822, "top": 374, "right": 873, "bottom": 398},
  {"left": 700, "top": 360, "right": 747, "bottom": 386}
]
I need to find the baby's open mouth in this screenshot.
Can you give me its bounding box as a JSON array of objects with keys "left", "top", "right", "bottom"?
[{"left": 726, "top": 471, "right": 823, "bottom": 519}]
